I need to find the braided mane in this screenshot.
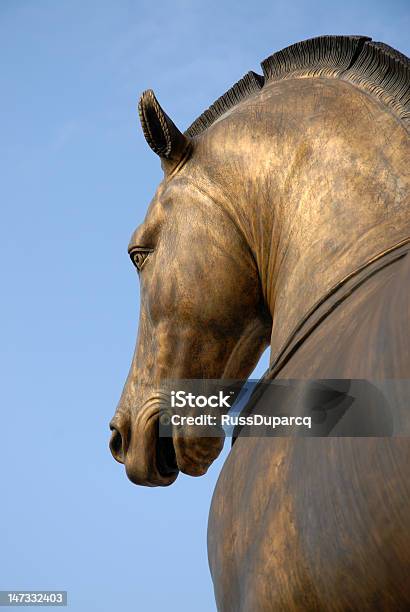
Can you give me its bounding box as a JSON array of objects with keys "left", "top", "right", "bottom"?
[{"left": 185, "top": 35, "right": 410, "bottom": 137}]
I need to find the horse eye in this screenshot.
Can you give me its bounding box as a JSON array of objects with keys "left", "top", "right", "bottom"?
[{"left": 130, "top": 250, "right": 152, "bottom": 271}]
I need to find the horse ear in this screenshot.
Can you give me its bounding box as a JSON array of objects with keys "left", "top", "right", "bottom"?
[{"left": 138, "top": 89, "right": 191, "bottom": 174}]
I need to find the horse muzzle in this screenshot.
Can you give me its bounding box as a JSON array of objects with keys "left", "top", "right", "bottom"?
[{"left": 109, "top": 405, "right": 179, "bottom": 487}]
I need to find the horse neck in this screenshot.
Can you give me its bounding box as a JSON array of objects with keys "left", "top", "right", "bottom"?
[{"left": 208, "top": 79, "right": 410, "bottom": 361}]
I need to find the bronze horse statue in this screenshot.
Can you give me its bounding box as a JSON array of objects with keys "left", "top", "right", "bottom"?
[{"left": 110, "top": 35, "right": 410, "bottom": 610}]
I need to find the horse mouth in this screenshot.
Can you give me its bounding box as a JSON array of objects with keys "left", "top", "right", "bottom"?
[
  {"left": 156, "top": 426, "right": 178, "bottom": 477},
  {"left": 110, "top": 405, "right": 223, "bottom": 485},
  {"left": 172, "top": 430, "right": 225, "bottom": 477}
]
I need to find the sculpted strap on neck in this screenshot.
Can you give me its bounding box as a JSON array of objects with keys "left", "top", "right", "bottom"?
[
  {"left": 268, "top": 236, "right": 410, "bottom": 380},
  {"left": 231, "top": 236, "right": 410, "bottom": 445}
]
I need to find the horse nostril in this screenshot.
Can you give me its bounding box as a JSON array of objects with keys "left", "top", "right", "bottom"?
[{"left": 109, "top": 425, "right": 127, "bottom": 464}]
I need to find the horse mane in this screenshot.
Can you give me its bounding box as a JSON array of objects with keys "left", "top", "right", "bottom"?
[{"left": 185, "top": 35, "right": 410, "bottom": 137}]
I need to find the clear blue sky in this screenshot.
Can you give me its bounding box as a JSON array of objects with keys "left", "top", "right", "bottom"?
[{"left": 1, "top": 1, "right": 408, "bottom": 611}]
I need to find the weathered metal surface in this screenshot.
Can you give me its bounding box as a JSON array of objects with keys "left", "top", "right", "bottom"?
[{"left": 110, "top": 36, "right": 410, "bottom": 610}]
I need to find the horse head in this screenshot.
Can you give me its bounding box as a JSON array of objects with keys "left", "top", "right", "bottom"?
[{"left": 109, "top": 90, "right": 271, "bottom": 486}]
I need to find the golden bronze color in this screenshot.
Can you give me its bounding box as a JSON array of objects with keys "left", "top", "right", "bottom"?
[{"left": 110, "top": 36, "right": 410, "bottom": 610}]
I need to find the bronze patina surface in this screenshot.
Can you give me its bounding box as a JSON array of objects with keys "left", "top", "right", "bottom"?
[{"left": 110, "top": 36, "right": 410, "bottom": 610}]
